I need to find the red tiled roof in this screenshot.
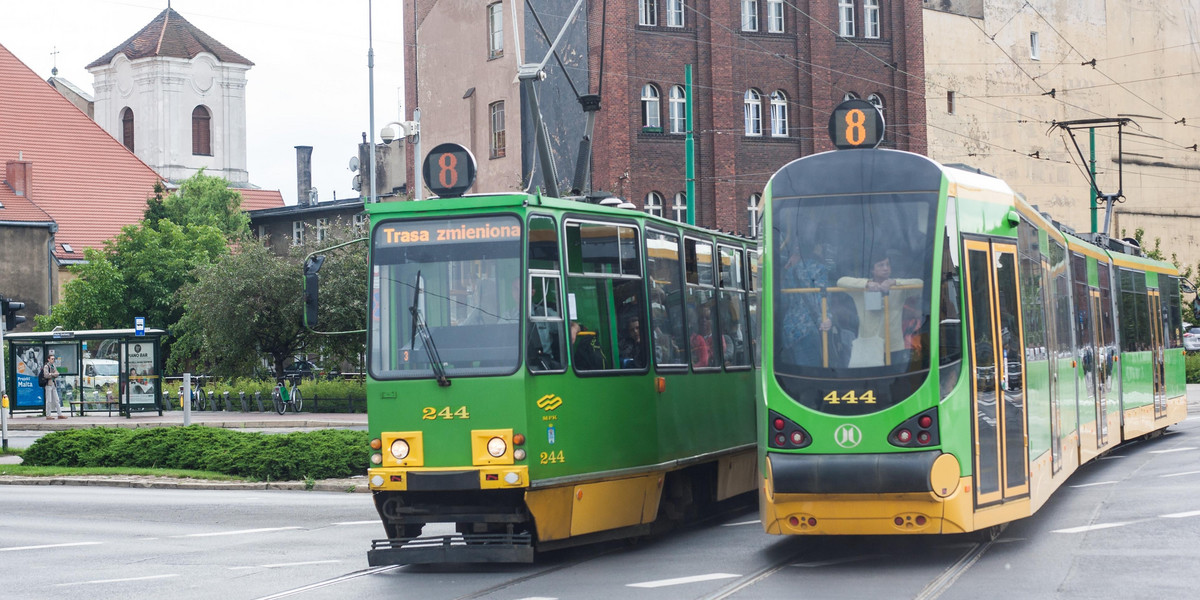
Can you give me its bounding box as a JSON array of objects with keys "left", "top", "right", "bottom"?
[
  {"left": 0, "top": 42, "right": 163, "bottom": 261},
  {"left": 238, "top": 188, "right": 285, "bottom": 211},
  {"left": 87, "top": 8, "right": 253, "bottom": 69},
  {"left": 0, "top": 184, "right": 52, "bottom": 223}
]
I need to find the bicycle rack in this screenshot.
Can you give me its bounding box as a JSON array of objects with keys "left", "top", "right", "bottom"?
[
  {"left": 254, "top": 391, "right": 265, "bottom": 412},
  {"left": 239, "top": 391, "right": 249, "bottom": 412},
  {"left": 222, "top": 391, "right": 232, "bottom": 411}
]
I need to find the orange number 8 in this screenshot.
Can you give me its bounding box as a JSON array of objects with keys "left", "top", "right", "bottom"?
[
  {"left": 844, "top": 109, "right": 867, "bottom": 146},
  {"left": 438, "top": 153, "right": 459, "bottom": 188}
]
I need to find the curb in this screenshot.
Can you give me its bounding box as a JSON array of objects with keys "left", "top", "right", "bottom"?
[
  {"left": 0, "top": 475, "right": 371, "bottom": 493},
  {"left": 2, "top": 419, "right": 366, "bottom": 432}
]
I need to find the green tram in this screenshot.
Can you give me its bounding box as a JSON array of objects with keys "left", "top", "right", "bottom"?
[
  {"left": 758, "top": 101, "right": 1188, "bottom": 537},
  {"left": 356, "top": 169, "right": 759, "bottom": 563}
]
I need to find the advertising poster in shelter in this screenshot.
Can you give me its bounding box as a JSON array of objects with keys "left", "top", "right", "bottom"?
[
  {"left": 11, "top": 344, "right": 44, "bottom": 409},
  {"left": 125, "top": 342, "right": 157, "bottom": 406}
]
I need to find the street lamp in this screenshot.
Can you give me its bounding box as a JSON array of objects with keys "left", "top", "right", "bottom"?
[{"left": 379, "top": 112, "right": 423, "bottom": 201}]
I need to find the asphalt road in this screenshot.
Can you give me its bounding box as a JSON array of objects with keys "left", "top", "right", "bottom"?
[{"left": 2, "top": 410, "right": 1198, "bottom": 599}]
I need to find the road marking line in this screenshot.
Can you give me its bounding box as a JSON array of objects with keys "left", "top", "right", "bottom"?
[
  {"left": 628, "top": 573, "right": 740, "bottom": 588},
  {"left": 1161, "top": 510, "right": 1200, "bottom": 518},
  {"left": 332, "top": 520, "right": 379, "bottom": 526},
  {"left": 1052, "top": 522, "right": 1131, "bottom": 534},
  {"left": 1150, "top": 447, "right": 1197, "bottom": 454},
  {"left": 55, "top": 574, "right": 179, "bottom": 587},
  {"left": 172, "top": 526, "right": 303, "bottom": 538},
  {"left": 1160, "top": 470, "right": 1200, "bottom": 478},
  {"left": 1069, "top": 480, "right": 1118, "bottom": 488},
  {"left": 253, "top": 565, "right": 400, "bottom": 599},
  {"left": 792, "top": 554, "right": 885, "bottom": 568},
  {"left": 722, "top": 519, "right": 761, "bottom": 527},
  {"left": 231, "top": 560, "right": 341, "bottom": 570},
  {"left": 514, "top": 597, "right": 558, "bottom": 600},
  {"left": 0, "top": 541, "right": 102, "bottom": 552}
]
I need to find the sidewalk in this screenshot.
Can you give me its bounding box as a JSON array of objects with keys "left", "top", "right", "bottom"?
[{"left": 0, "top": 410, "right": 370, "bottom": 493}]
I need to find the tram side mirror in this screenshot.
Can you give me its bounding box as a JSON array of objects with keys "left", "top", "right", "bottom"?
[
  {"left": 304, "top": 255, "right": 326, "bottom": 330},
  {"left": 1181, "top": 279, "right": 1197, "bottom": 295}
]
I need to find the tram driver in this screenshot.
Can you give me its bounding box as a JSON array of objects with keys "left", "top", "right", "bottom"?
[{"left": 836, "top": 249, "right": 923, "bottom": 368}]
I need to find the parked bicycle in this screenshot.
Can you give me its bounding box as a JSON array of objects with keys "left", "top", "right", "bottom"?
[{"left": 272, "top": 377, "right": 304, "bottom": 414}]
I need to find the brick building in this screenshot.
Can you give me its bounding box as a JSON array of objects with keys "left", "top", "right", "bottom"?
[{"left": 403, "top": 0, "right": 925, "bottom": 236}]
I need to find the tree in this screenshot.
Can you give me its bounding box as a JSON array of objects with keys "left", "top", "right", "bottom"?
[
  {"left": 147, "top": 170, "right": 250, "bottom": 239},
  {"left": 291, "top": 219, "right": 369, "bottom": 372}
]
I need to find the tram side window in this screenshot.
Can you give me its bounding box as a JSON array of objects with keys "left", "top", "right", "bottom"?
[
  {"left": 939, "top": 211, "right": 963, "bottom": 368},
  {"left": 1016, "top": 219, "right": 1046, "bottom": 364},
  {"left": 718, "top": 245, "right": 751, "bottom": 368},
  {"left": 748, "top": 250, "right": 762, "bottom": 367},
  {"left": 1165, "top": 276, "right": 1183, "bottom": 347},
  {"left": 646, "top": 230, "right": 688, "bottom": 368},
  {"left": 1050, "top": 241, "right": 1073, "bottom": 362},
  {"left": 565, "top": 221, "right": 646, "bottom": 372},
  {"left": 685, "top": 237, "right": 720, "bottom": 370},
  {"left": 1119, "top": 268, "right": 1150, "bottom": 351},
  {"left": 527, "top": 215, "right": 566, "bottom": 372}
]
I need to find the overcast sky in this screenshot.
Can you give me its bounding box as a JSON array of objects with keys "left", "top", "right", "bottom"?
[{"left": 0, "top": 0, "right": 405, "bottom": 205}]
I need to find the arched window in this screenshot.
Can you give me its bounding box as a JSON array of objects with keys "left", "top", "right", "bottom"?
[
  {"left": 192, "top": 105, "right": 212, "bottom": 156},
  {"left": 121, "top": 107, "right": 135, "bottom": 152},
  {"left": 669, "top": 85, "right": 687, "bottom": 134},
  {"left": 747, "top": 194, "right": 762, "bottom": 238},
  {"left": 642, "top": 84, "right": 661, "bottom": 130},
  {"left": 645, "top": 191, "right": 664, "bottom": 218},
  {"left": 672, "top": 192, "right": 688, "bottom": 222},
  {"left": 868, "top": 93, "right": 885, "bottom": 112},
  {"left": 843, "top": 91, "right": 860, "bottom": 102},
  {"left": 770, "top": 91, "right": 788, "bottom": 137},
  {"left": 744, "top": 89, "right": 762, "bottom": 136}
]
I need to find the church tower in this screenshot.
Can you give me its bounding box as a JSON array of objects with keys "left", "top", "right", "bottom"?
[{"left": 86, "top": 7, "right": 252, "bottom": 185}]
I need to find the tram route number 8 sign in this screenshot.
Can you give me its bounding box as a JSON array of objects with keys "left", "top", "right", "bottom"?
[
  {"left": 828, "top": 98, "right": 885, "bottom": 150},
  {"left": 422, "top": 142, "right": 478, "bottom": 198}
]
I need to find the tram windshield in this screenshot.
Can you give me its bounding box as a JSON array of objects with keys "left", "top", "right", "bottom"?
[
  {"left": 370, "top": 215, "right": 522, "bottom": 379},
  {"left": 773, "top": 192, "right": 937, "bottom": 379}
]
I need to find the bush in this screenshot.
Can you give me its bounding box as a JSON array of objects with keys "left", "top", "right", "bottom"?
[
  {"left": 1187, "top": 353, "right": 1200, "bottom": 384},
  {"left": 22, "top": 427, "right": 370, "bottom": 480}
]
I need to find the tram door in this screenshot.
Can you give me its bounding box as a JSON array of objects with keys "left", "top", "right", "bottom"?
[
  {"left": 965, "top": 240, "right": 1029, "bottom": 506},
  {"left": 1149, "top": 290, "right": 1167, "bottom": 418}
]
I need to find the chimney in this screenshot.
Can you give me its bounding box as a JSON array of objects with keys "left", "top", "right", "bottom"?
[
  {"left": 5, "top": 160, "right": 33, "bottom": 197},
  {"left": 295, "top": 146, "right": 313, "bottom": 206}
]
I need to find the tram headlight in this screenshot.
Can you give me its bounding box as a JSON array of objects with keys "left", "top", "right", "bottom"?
[
  {"left": 390, "top": 439, "right": 411, "bottom": 460},
  {"left": 370, "top": 453, "right": 382, "bottom": 465},
  {"left": 514, "top": 449, "right": 527, "bottom": 461},
  {"left": 487, "top": 436, "right": 507, "bottom": 458}
]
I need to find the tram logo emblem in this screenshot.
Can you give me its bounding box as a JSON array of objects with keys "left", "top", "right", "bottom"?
[
  {"left": 833, "top": 424, "right": 863, "bottom": 448},
  {"left": 537, "top": 394, "right": 563, "bottom": 411}
]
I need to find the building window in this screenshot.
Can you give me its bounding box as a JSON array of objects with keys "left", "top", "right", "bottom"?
[
  {"left": 316, "top": 218, "right": 329, "bottom": 242},
  {"left": 672, "top": 192, "right": 688, "bottom": 222},
  {"left": 353, "top": 213, "right": 367, "bottom": 231},
  {"left": 490, "top": 101, "right": 506, "bottom": 158},
  {"left": 1030, "top": 31, "right": 1040, "bottom": 60},
  {"left": 642, "top": 84, "right": 662, "bottom": 130},
  {"left": 744, "top": 89, "right": 762, "bottom": 136},
  {"left": 645, "top": 191, "right": 664, "bottom": 218},
  {"left": 839, "top": 0, "right": 855, "bottom": 37},
  {"left": 667, "top": 0, "right": 684, "bottom": 27},
  {"left": 767, "top": 0, "right": 784, "bottom": 33},
  {"left": 488, "top": 2, "right": 504, "bottom": 59},
  {"left": 192, "top": 105, "right": 212, "bottom": 156},
  {"left": 770, "top": 90, "right": 788, "bottom": 137},
  {"left": 947, "top": 90, "right": 955, "bottom": 114},
  {"left": 867, "top": 93, "right": 885, "bottom": 113},
  {"left": 669, "top": 85, "right": 687, "bottom": 134},
  {"left": 864, "top": 0, "right": 880, "bottom": 38},
  {"left": 121, "top": 107, "right": 134, "bottom": 152},
  {"left": 747, "top": 194, "right": 761, "bottom": 238},
  {"left": 640, "top": 0, "right": 657, "bottom": 26},
  {"left": 741, "top": 0, "right": 758, "bottom": 32},
  {"left": 292, "top": 221, "right": 304, "bottom": 246}
]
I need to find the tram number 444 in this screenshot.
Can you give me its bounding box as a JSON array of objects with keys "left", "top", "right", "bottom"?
[
  {"left": 422, "top": 406, "right": 471, "bottom": 420},
  {"left": 540, "top": 450, "right": 566, "bottom": 464},
  {"left": 823, "top": 390, "right": 877, "bottom": 404}
]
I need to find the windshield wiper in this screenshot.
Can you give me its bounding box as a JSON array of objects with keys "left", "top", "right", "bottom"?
[{"left": 410, "top": 271, "right": 451, "bottom": 387}]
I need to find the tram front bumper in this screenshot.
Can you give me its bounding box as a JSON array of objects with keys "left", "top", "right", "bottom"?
[{"left": 368, "top": 465, "right": 529, "bottom": 491}]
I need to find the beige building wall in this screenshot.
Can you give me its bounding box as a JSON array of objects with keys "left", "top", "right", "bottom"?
[
  {"left": 415, "top": 1, "right": 524, "bottom": 196},
  {"left": 924, "top": 1, "right": 1200, "bottom": 272}
]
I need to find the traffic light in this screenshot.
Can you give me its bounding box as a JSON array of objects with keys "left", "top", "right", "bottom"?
[{"left": 2, "top": 297, "right": 26, "bottom": 331}]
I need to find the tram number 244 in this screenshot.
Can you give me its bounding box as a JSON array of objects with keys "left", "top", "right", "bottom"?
[
  {"left": 823, "top": 390, "right": 877, "bottom": 405},
  {"left": 422, "top": 406, "right": 471, "bottom": 420}
]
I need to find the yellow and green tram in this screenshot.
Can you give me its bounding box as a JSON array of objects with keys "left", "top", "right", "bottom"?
[
  {"left": 352, "top": 169, "right": 760, "bottom": 563},
  {"left": 758, "top": 103, "right": 1187, "bottom": 537}
]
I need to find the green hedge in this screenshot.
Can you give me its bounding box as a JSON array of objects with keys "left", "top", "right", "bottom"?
[
  {"left": 163, "top": 377, "right": 366, "bottom": 413},
  {"left": 1187, "top": 353, "right": 1200, "bottom": 384},
  {"left": 22, "top": 427, "right": 370, "bottom": 481}
]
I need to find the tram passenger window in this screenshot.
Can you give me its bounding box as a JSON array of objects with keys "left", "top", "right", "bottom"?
[
  {"left": 565, "top": 219, "right": 645, "bottom": 372},
  {"left": 1165, "top": 276, "right": 1183, "bottom": 348},
  {"left": 718, "top": 245, "right": 750, "bottom": 368},
  {"left": 527, "top": 216, "right": 566, "bottom": 372},
  {"left": 748, "top": 250, "right": 762, "bottom": 367},
  {"left": 647, "top": 230, "right": 688, "bottom": 368},
  {"left": 686, "top": 237, "right": 719, "bottom": 370}
]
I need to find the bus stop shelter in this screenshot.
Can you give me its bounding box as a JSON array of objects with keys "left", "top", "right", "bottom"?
[{"left": 4, "top": 328, "right": 165, "bottom": 417}]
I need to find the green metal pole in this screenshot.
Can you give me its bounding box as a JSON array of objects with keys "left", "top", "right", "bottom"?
[
  {"left": 1089, "top": 127, "right": 1097, "bottom": 233},
  {"left": 685, "top": 64, "right": 696, "bottom": 226}
]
